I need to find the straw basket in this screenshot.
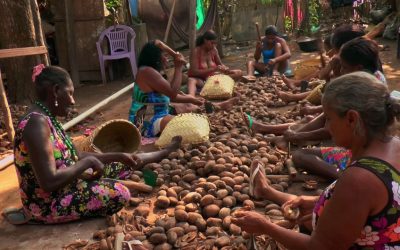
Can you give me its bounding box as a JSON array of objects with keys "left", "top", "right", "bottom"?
[
  {"left": 79, "top": 119, "right": 141, "bottom": 153},
  {"left": 293, "top": 57, "right": 321, "bottom": 80},
  {"left": 200, "top": 74, "right": 235, "bottom": 100},
  {"left": 305, "top": 83, "right": 325, "bottom": 105},
  {"left": 155, "top": 113, "right": 210, "bottom": 148}
]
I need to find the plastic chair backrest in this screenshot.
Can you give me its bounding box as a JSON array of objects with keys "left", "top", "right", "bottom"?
[{"left": 99, "top": 25, "right": 136, "bottom": 56}]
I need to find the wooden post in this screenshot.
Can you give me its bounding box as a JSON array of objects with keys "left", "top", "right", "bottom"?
[
  {"left": 0, "top": 70, "right": 14, "bottom": 143},
  {"left": 64, "top": 0, "right": 80, "bottom": 86},
  {"left": 215, "top": 5, "right": 224, "bottom": 58},
  {"left": 189, "top": 0, "right": 197, "bottom": 67},
  {"left": 30, "top": 0, "right": 49, "bottom": 65},
  {"left": 163, "top": 0, "right": 177, "bottom": 43}
]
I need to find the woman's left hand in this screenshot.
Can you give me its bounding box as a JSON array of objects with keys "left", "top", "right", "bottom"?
[
  {"left": 268, "top": 58, "right": 276, "bottom": 66},
  {"left": 192, "top": 96, "right": 205, "bottom": 106},
  {"left": 231, "top": 211, "right": 270, "bottom": 235},
  {"left": 119, "top": 153, "right": 141, "bottom": 168}
]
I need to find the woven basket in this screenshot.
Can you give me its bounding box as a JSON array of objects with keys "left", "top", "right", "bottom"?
[
  {"left": 79, "top": 119, "right": 141, "bottom": 153},
  {"left": 293, "top": 58, "right": 321, "bottom": 80},
  {"left": 200, "top": 74, "right": 235, "bottom": 100},
  {"left": 155, "top": 113, "right": 210, "bottom": 148},
  {"left": 305, "top": 83, "right": 325, "bottom": 105}
]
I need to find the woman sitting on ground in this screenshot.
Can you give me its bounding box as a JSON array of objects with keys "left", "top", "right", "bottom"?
[
  {"left": 243, "top": 37, "right": 387, "bottom": 180},
  {"left": 245, "top": 36, "right": 387, "bottom": 136},
  {"left": 243, "top": 25, "right": 291, "bottom": 81},
  {"left": 129, "top": 40, "right": 239, "bottom": 138},
  {"left": 187, "top": 30, "right": 242, "bottom": 96},
  {"left": 233, "top": 72, "right": 400, "bottom": 249},
  {"left": 8, "top": 65, "right": 182, "bottom": 225},
  {"left": 277, "top": 24, "right": 366, "bottom": 103}
]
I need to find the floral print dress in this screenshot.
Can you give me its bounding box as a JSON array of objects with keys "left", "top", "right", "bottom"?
[
  {"left": 14, "top": 112, "right": 131, "bottom": 224},
  {"left": 313, "top": 157, "right": 400, "bottom": 249}
]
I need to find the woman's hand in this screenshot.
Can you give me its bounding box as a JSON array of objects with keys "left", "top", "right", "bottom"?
[
  {"left": 217, "top": 65, "right": 230, "bottom": 74},
  {"left": 282, "top": 196, "right": 318, "bottom": 224},
  {"left": 82, "top": 156, "right": 105, "bottom": 180},
  {"left": 119, "top": 153, "right": 141, "bottom": 169},
  {"left": 268, "top": 58, "right": 276, "bottom": 66},
  {"left": 231, "top": 211, "right": 270, "bottom": 235},
  {"left": 191, "top": 96, "right": 205, "bottom": 106},
  {"left": 283, "top": 129, "right": 298, "bottom": 142},
  {"left": 256, "top": 41, "right": 262, "bottom": 50},
  {"left": 173, "top": 53, "right": 186, "bottom": 67}
]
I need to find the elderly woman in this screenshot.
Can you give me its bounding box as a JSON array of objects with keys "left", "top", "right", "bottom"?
[
  {"left": 241, "top": 37, "right": 388, "bottom": 180},
  {"left": 233, "top": 72, "right": 400, "bottom": 249},
  {"left": 6, "top": 65, "right": 181, "bottom": 225}
]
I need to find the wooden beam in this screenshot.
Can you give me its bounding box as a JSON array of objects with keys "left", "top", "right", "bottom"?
[
  {"left": 64, "top": 0, "right": 80, "bottom": 86},
  {"left": 189, "top": 0, "right": 197, "bottom": 67},
  {"left": 0, "top": 46, "right": 47, "bottom": 59},
  {"left": 30, "top": 0, "right": 49, "bottom": 65},
  {"left": 163, "top": 0, "right": 177, "bottom": 43},
  {"left": 0, "top": 70, "right": 14, "bottom": 143}
]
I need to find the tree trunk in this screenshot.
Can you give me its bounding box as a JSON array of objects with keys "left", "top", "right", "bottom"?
[
  {"left": 0, "top": 0, "right": 42, "bottom": 103},
  {"left": 293, "top": 0, "right": 298, "bottom": 34},
  {"left": 215, "top": 4, "right": 224, "bottom": 58},
  {"left": 299, "top": 0, "right": 310, "bottom": 35}
]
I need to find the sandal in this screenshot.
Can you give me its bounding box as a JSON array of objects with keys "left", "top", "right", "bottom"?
[
  {"left": 241, "top": 75, "right": 257, "bottom": 83},
  {"left": 204, "top": 101, "right": 215, "bottom": 114},
  {"left": 123, "top": 240, "right": 144, "bottom": 250},
  {"left": 249, "top": 160, "right": 266, "bottom": 199},
  {"left": 300, "top": 80, "right": 309, "bottom": 93},
  {"left": 2, "top": 207, "right": 32, "bottom": 225},
  {"left": 241, "top": 108, "right": 254, "bottom": 135}
]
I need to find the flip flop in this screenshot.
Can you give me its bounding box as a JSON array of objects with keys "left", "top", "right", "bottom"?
[
  {"left": 241, "top": 75, "right": 257, "bottom": 83},
  {"left": 249, "top": 161, "right": 266, "bottom": 198},
  {"left": 2, "top": 207, "right": 32, "bottom": 225},
  {"left": 241, "top": 108, "right": 254, "bottom": 135},
  {"left": 300, "top": 80, "right": 309, "bottom": 93},
  {"left": 204, "top": 101, "right": 214, "bottom": 114}
]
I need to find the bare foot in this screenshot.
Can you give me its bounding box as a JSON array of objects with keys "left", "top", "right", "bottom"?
[
  {"left": 165, "top": 136, "right": 182, "bottom": 152},
  {"left": 250, "top": 160, "right": 272, "bottom": 199},
  {"left": 277, "top": 91, "right": 298, "bottom": 103},
  {"left": 242, "top": 114, "right": 269, "bottom": 134},
  {"left": 172, "top": 103, "right": 201, "bottom": 113},
  {"left": 299, "top": 104, "right": 322, "bottom": 116},
  {"left": 215, "top": 95, "right": 240, "bottom": 111},
  {"left": 265, "top": 136, "right": 288, "bottom": 151},
  {"left": 282, "top": 75, "right": 299, "bottom": 90}
]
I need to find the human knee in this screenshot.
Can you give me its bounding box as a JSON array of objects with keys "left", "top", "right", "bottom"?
[
  {"left": 292, "top": 149, "right": 308, "bottom": 163},
  {"left": 114, "top": 182, "right": 131, "bottom": 205}
]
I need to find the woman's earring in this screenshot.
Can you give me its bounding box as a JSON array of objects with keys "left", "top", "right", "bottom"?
[{"left": 55, "top": 99, "right": 58, "bottom": 107}]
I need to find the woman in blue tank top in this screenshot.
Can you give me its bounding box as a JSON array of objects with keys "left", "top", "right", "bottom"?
[{"left": 243, "top": 25, "right": 292, "bottom": 81}]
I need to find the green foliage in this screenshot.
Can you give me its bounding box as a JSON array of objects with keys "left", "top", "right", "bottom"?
[
  {"left": 309, "top": 0, "right": 320, "bottom": 31},
  {"left": 105, "top": 0, "right": 122, "bottom": 13},
  {"left": 259, "top": 0, "right": 284, "bottom": 6},
  {"left": 284, "top": 16, "right": 292, "bottom": 33}
]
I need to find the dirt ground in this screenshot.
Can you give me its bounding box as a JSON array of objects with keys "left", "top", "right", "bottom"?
[{"left": 0, "top": 38, "right": 399, "bottom": 249}]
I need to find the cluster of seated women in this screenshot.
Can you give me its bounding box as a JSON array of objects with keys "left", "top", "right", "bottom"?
[{"left": 8, "top": 21, "right": 400, "bottom": 249}]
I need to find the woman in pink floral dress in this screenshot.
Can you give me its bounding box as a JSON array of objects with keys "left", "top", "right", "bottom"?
[{"left": 12, "top": 65, "right": 181, "bottom": 224}]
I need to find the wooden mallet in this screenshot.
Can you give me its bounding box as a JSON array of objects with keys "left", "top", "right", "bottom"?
[
  {"left": 155, "top": 40, "right": 187, "bottom": 64},
  {"left": 255, "top": 22, "right": 262, "bottom": 41}
]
